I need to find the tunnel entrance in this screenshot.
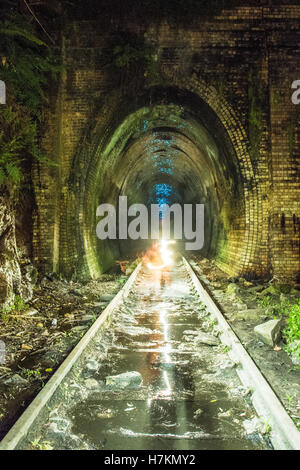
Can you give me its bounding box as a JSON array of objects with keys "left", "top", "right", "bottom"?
[{"left": 74, "top": 86, "right": 258, "bottom": 280}]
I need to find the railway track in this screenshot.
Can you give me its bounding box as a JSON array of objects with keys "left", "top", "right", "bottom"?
[{"left": 0, "top": 258, "right": 300, "bottom": 450}]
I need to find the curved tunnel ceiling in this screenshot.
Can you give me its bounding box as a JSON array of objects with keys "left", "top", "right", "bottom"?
[{"left": 81, "top": 87, "right": 247, "bottom": 275}]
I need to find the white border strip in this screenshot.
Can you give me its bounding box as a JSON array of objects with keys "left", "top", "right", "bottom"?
[
  {"left": 183, "top": 257, "right": 300, "bottom": 450},
  {"left": 0, "top": 263, "right": 142, "bottom": 450}
]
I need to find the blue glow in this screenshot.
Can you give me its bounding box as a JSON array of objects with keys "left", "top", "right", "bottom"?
[{"left": 148, "top": 183, "right": 182, "bottom": 219}]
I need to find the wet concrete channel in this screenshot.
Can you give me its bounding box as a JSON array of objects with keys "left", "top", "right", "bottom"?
[{"left": 1, "top": 261, "right": 270, "bottom": 450}]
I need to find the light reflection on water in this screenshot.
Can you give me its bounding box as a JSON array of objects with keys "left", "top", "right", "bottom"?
[{"left": 68, "top": 263, "right": 268, "bottom": 450}]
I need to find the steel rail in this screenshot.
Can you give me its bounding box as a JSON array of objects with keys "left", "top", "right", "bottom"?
[
  {"left": 0, "top": 263, "right": 142, "bottom": 450},
  {"left": 183, "top": 257, "right": 300, "bottom": 451},
  {"left": 1, "top": 258, "right": 300, "bottom": 450}
]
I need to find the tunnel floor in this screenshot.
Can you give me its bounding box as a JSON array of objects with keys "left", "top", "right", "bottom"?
[{"left": 36, "top": 261, "right": 270, "bottom": 450}]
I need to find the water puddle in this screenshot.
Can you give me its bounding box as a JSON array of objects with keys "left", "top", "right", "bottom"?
[{"left": 65, "top": 262, "right": 268, "bottom": 450}]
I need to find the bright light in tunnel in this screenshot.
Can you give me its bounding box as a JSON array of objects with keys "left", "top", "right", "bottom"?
[{"left": 147, "top": 240, "right": 176, "bottom": 270}]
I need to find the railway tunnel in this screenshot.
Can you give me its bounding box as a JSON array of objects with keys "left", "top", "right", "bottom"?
[
  {"left": 39, "top": 80, "right": 265, "bottom": 283},
  {"left": 79, "top": 87, "right": 249, "bottom": 278}
]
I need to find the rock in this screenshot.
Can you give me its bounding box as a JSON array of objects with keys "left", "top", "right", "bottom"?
[
  {"left": 24, "top": 308, "right": 38, "bottom": 316},
  {"left": 260, "top": 285, "right": 278, "bottom": 296},
  {"left": 233, "top": 302, "right": 248, "bottom": 310},
  {"left": 196, "top": 332, "right": 219, "bottom": 346},
  {"left": 219, "top": 359, "right": 236, "bottom": 370},
  {"left": 70, "top": 289, "right": 83, "bottom": 297},
  {"left": 49, "top": 409, "right": 59, "bottom": 419},
  {"left": 105, "top": 371, "right": 142, "bottom": 390},
  {"left": 218, "top": 409, "right": 233, "bottom": 418},
  {"left": 117, "top": 326, "right": 153, "bottom": 336},
  {"left": 243, "top": 417, "right": 264, "bottom": 435},
  {"left": 71, "top": 325, "right": 87, "bottom": 333},
  {"left": 97, "top": 408, "right": 115, "bottom": 419},
  {"left": 183, "top": 330, "right": 199, "bottom": 336},
  {"left": 290, "top": 289, "right": 300, "bottom": 298},
  {"left": 3, "top": 374, "right": 28, "bottom": 387},
  {"left": 247, "top": 285, "right": 265, "bottom": 294},
  {"left": 93, "top": 301, "right": 107, "bottom": 308},
  {"left": 234, "top": 308, "right": 266, "bottom": 321},
  {"left": 254, "top": 319, "right": 282, "bottom": 347},
  {"left": 47, "top": 417, "right": 70, "bottom": 436},
  {"left": 99, "top": 294, "right": 115, "bottom": 302},
  {"left": 64, "top": 434, "right": 83, "bottom": 448},
  {"left": 84, "top": 359, "right": 99, "bottom": 374},
  {"left": 194, "top": 408, "right": 204, "bottom": 419},
  {"left": 81, "top": 314, "right": 95, "bottom": 323},
  {"left": 226, "top": 284, "right": 245, "bottom": 304},
  {"left": 84, "top": 378, "right": 101, "bottom": 390},
  {"left": 230, "top": 386, "right": 251, "bottom": 397},
  {"left": 260, "top": 284, "right": 291, "bottom": 296},
  {"left": 68, "top": 383, "right": 83, "bottom": 395},
  {"left": 211, "top": 282, "right": 222, "bottom": 288}
]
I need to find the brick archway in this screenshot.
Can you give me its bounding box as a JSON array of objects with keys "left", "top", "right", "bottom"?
[
  {"left": 69, "top": 83, "right": 264, "bottom": 280},
  {"left": 171, "top": 74, "right": 262, "bottom": 277}
]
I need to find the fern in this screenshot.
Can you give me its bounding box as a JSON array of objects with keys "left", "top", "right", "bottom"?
[
  {"left": 0, "top": 13, "right": 61, "bottom": 190},
  {"left": 0, "top": 22, "right": 46, "bottom": 46},
  {"left": 5, "top": 161, "right": 21, "bottom": 183}
]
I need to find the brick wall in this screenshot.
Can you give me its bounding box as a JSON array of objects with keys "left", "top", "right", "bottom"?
[{"left": 33, "top": 3, "right": 300, "bottom": 283}]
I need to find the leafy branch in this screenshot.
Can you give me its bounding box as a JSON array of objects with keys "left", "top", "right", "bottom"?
[{"left": 0, "top": 13, "right": 62, "bottom": 191}]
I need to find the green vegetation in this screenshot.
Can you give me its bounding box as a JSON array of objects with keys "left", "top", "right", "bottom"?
[
  {"left": 30, "top": 439, "right": 53, "bottom": 451},
  {"left": 285, "top": 393, "right": 293, "bottom": 405},
  {"left": 105, "top": 31, "right": 163, "bottom": 92},
  {"left": 258, "top": 295, "right": 300, "bottom": 362},
  {"left": 0, "top": 105, "right": 40, "bottom": 187},
  {"left": 0, "top": 11, "right": 61, "bottom": 191},
  {"left": 258, "top": 295, "right": 292, "bottom": 319},
  {"left": 262, "top": 419, "right": 272, "bottom": 436},
  {"left": 23, "top": 368, "right": 41, "bottom": 380},
  {"left": 219, "top": 344, "right": 231, "bottom": 354},
  {"left": 1, "top": 294, "right": 28, "bottom": 324},
  {"left": 283, "top": 301, "right": 300, "bottom": 359},
  {"left": 22, "top": 368, "right": 45, "bottom": 387}
]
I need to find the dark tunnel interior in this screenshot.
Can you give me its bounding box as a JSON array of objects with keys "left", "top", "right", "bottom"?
[{"left": 85, "top": 87, "right": 245, "bottom": 274}]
